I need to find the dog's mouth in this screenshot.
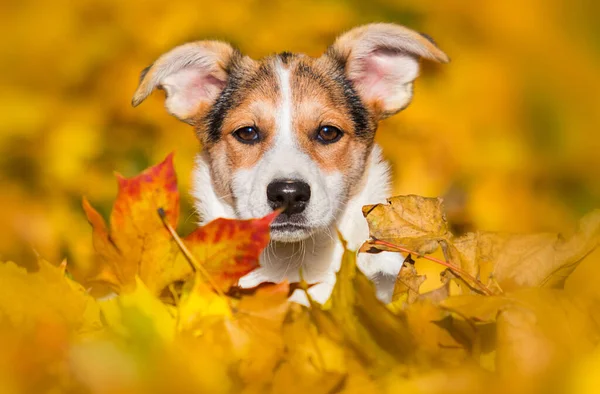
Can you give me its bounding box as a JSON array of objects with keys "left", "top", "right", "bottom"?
[{"left": 270, "top": 216, "right": 314, "bottom": 242}]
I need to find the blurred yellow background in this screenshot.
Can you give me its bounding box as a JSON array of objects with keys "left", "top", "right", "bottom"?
[{"left": 1, "top": 0, "right": 599, "bottom": 268}]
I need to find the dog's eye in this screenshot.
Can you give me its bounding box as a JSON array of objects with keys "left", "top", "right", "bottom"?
[
  {"left": 233, "top": 126, "right": 260, "bottom": 144},
  {"left": 316, "top": 126, "right": 343, "bottom": 144}
]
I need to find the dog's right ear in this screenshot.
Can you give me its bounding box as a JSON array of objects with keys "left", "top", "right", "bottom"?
[{"left": 132, "top": 41, "right": 236, "bottom": 124}]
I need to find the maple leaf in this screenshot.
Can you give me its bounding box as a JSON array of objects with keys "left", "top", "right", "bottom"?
[
  {"left": 0, "top": 258, "right": 105, "bottom": 393},
  {"left": 99, "top": 277, "right": 177, "bottom": 341},
  {"left": 361, "top": 195, "right": 600, "bottom": 294},
  {"left": 180, "top": 211, "right": 278, "bottom": 292},
  {"left": 77, "top": 153, "right": 188, "bottom": 295},
  {"left": 0, "top": 259, "right": 102, "bottom": 334},
  {"left": 363, "top": 195, "right": 451, "bottom": 255},
  {"left": 77, "top": 153, "right": 277, "bottom": 298}
]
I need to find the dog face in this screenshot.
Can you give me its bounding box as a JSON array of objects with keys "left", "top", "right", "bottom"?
[
  {"left": 132, "top": 24, "right": 448, "bottom": 242},
  {"left": 201, "top": 54, "right": 379, "bottom": 242}
]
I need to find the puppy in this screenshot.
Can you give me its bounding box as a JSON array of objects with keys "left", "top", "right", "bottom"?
[{"left": 132, "top": 23, "right": 448, "bottom": 303}]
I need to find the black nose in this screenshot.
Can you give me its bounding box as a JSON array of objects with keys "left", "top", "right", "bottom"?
[{"left": 267, "top": 180, "right": 311, "bottom": 215}]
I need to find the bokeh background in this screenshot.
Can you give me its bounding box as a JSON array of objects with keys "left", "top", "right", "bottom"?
[{"left": 1, "top": 0, "right": 599, "bottom": 268}]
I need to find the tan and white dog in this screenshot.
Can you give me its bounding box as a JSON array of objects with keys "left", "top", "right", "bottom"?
[{"left": 132, "top": 23, "right": 448, "bottom": 304}]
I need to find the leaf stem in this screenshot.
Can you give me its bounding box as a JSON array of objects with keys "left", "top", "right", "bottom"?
[
  {"left": 369, "top": 238, "right": 494, "bottom": 296},
  {"left": 158, "top": 207, "right": 228, "bottom": 300}
]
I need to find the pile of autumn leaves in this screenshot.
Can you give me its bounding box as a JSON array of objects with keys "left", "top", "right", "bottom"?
[{"left": 1, "top": 155, "right": 599, "bottom": 394}]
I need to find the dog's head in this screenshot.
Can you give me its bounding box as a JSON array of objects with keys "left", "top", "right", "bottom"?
[{"left": 132, "top": 23, "right": 448, "bottom": 242}]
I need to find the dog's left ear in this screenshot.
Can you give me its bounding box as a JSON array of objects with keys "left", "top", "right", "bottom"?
[{"left": 327, "top": 23, "right": 449, "bottom": 119}]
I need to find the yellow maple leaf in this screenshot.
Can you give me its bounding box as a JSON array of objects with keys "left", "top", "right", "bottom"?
[{"left": 0, "top": 259, "right": 101, "bottom": 334}]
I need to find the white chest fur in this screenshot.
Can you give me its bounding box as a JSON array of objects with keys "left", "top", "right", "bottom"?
[{"left": 191, "top": 144, "right": 403, "bottom": 304}]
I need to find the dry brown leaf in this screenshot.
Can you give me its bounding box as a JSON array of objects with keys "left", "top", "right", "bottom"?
[
  {"left": 392, "top": 255, "right": 426, "bottom": 304},
  {"left": 363, "top": 195, "right": 450, "bottom": 255},
  {"left": 363, "top": 196, "right": 600, "bottom": 293}
]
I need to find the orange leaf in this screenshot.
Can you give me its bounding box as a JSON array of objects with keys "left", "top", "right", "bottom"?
[
  {"left": 183, "top": 211, "right": 278, "bottom": 291},
  {"left": 77, "top": 153, "right": 190, "bottom": 295}
]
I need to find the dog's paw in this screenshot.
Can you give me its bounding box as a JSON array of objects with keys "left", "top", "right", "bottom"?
[
  {"left": 238, "top": 268, "right": 271, "bottom": 288},
  {"left": 288, "top": 281, "right": 335, "bottom": 306}
]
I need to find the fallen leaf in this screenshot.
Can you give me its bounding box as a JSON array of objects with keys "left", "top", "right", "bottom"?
[
  {"left": 99, "top": 277, "right": 177, "bottom": 341},
  {"left": 0, "top": 259, "right": 102, "bottom": 334},
  {"left": 178, "top": 276, "right": 290, "bottom": 390},
  {"left": 177, "top": 273, "right": 233, "bottom": 334},
  {"left": 362, "top": 195, "right": 450, "bottom": 255},
  {"left": 77, "top": 154, "right": 189, "bottom": 295},
  {"left": 442, "top": 288, "right": 600, "bottom": 389},
  {"left": 404, "top": 300, "right": 471, "bottom": 367},
  {"left": 362, "top": 196, "right": 600, "bottom": 293},
  {"left": 275, "top": 305, "right": 349, "bottom": 393},
  {"left": 227, "top": 281, "right": 290, "bottom": 386},
  {"left": 182, "top": 211, "right": 278, "bottom": 291},
  {"left": 441, "top": 294, "right": 511, "bottom": 323},
  {"left": 417, "top": 269, "right": 456, "bottom": 304},
  {"left": 392, "top": 255, "right": 426, "bottom": 304},
  {"left": 78, "top": 154, "right": 278, "bottom": 298},
  {"left": 490, "top": 210, "right": 600, "bottom": 290},
  {"left": 5, "top": 149, "right": 600, "bottom": 394},
  {"left": 319, "top": 236, "right": 414, "bottom": 371}
]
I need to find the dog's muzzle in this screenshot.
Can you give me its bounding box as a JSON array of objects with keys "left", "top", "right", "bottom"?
[{"left": 267, "top": 179, "right": 314, "bottom": 241}]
